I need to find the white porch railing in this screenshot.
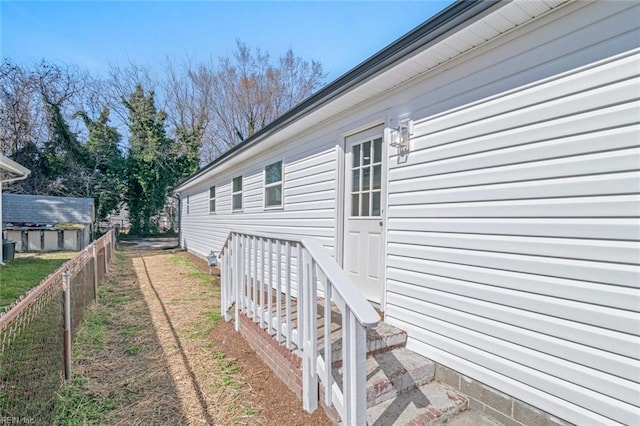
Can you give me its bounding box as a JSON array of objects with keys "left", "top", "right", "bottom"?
[{"left": 218, "top": 231, "right": 380, "bottom": 425}]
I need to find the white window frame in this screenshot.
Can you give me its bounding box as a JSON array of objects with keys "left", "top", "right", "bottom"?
[
  {"left": 264, "top": 160, "right": 284, "bottom": 209},
  {"left": 186, "top": 195, "right": 190, "bottom": 215},
  {"left": 209, "top": 186, "right": 216, "bottom": 213},
  {"left": 232, "top": 175, "right": 243, "bottom": 212}
]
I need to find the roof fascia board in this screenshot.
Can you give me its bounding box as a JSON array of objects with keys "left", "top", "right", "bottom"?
[
  {"left": 0, "top": 155, "right": 31, "bottom": 183},
  {"left": 174, "top": 0, "right": 500, "bottom": 193}
]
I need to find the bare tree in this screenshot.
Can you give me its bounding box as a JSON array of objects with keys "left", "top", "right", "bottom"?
[
  {"left": 107, "top": 62, "right": 156, "bottom": 126},
  {"left": 163, "top": 41, "right": 325, "bottom": 165},
  {"left": 0, "top": 60, "right": 41, "bottom": 156}
]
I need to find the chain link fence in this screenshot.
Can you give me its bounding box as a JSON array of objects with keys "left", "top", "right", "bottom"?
[{"left": 0, "top": 230, "right": 115, "bottom": 422}]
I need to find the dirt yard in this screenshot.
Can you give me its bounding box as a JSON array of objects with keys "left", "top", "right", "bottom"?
[{"left": 66, "top": 245, "right": 330, "bottom": 425}]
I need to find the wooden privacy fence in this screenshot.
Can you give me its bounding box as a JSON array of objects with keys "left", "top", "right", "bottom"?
[{"left": 0, "top": 230, "right": 115, "bottom": 422}]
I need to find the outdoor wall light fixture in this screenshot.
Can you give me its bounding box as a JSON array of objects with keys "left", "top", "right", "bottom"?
[
  {"left": 390, "top": 119, "right": 412, "bottom": 152},
  {"left": 207, "top": 250, "right": 217, "bottom": 274}
]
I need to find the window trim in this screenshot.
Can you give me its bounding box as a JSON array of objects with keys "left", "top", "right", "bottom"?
[
  {"left": 209, "top": 185, "right": 216, "bottom": 214},
  {"left": 186, "top": 195, "right": 190, "bottom": 215},
  {"left": 264, "top": 159, "right": 284, "bottom": 210},
  {"left": 232, "top": 175, "right": 243, "bottom": 212}
]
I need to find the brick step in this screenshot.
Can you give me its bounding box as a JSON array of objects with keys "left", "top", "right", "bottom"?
[
  {"left": 335, "top": 348, "right": 435, "bottom": 408},
  {"left": 320, "top": 321, "right": 407, "bottom": 365},
  {"left": 367, "top": 382, "right": 468, "bottom": 426}
]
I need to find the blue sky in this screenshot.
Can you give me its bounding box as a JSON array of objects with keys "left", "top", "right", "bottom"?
[{"left": 1, "top": 1, "right": 454, "bottom": 83}]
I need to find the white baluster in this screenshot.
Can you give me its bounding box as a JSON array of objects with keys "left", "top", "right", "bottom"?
[
  {"left": 324, "top": 281, "right": 332, "bottom": 406},
  {"left": 253, "top": 236, "right": 258, "bottom": 321},
  {"left": 234, "top": 234, "right": 241, "bottom": 331},
  {"left": 302, "top": 250, "right": 318, "bottom": 413},
  {"left": 285, "top": 240, "right": 292, "bottom": 349},
  {"left": 276, "top": 240, "right": 282, "bottom": 343},
  {"left": 343, "top": 311, "right": 367, "bottom": 425},
  {"left": 267, "top": 238, "right": 273, "bottom": 334},
  {"left": 297, "top": 242, "right": 304, "bottom": 349},
  {"left": 260, "top": 236, "right": 265, "bottom": 327}
]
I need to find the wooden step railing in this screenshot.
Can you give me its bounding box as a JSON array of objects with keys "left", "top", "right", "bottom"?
[{"left": 218, "top": 231, "right": 380, "bottom": 424}]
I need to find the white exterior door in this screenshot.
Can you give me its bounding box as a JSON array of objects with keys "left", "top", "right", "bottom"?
[{"left": 343, "top": 126, "right": 385, "bottom": 304}]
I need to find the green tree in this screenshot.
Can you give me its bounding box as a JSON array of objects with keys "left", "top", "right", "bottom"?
[
  {"left": 75, "top": 107, "right": 125, "bottom": 223},
  {"left": 124, "top": 85, "right": 181, "bottom": 235},
  {"left": 40, "top": 102, "right": 90, "bottom": 195}
]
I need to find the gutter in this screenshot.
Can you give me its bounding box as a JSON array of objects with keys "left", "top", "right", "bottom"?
[
  {"left": 173, "top": 0, "right": 499, "bottom": 193},
  {"left": 0, "top": 156, "right": 31, "bottom": 184},
  {"left": 0, "top": 156, "right": 30, "bottom": 266}
]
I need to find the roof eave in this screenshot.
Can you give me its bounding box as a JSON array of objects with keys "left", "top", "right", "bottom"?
[
  {"left": 0, "top": 156, "right": 31, "bottom": 183},
  {"left": 173, "top": 0, "right": 499, "bottom": 193}
]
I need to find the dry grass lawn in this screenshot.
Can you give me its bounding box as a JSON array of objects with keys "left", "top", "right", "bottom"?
[{"left": 56, "top": 246, "right": 330, "bottom": 425}]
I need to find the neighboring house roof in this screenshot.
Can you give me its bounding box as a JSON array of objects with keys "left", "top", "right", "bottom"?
[
  {"left": 0, "top": 155, "right": 30, "bottom": 182},
  {"left": 174, "top": 0, "right": 530, "bottom": 193},
  {"left": 2, "top": 194, "right": 94, "bottom": 225}
]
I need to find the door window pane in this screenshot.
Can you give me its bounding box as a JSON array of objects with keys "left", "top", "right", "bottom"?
[
  {"left": 373, "top": 165, "right": 381, "bottom": 190},
  {"left": 373, "top": 138, "right": 382, "bottom": 163},
  {"left": 372, "top": 192, "right": 381, "bottom": 216},
  {"left": 353, "top": 145, "right": 360, "bottom": 167},
  {"left": 362, "top": 167, "right": 371, "bottom": 191},
  {"left": 351, "top": 194, "right": 359, "bottom": 216},
  {"left": 361, "top": 192, "right": 370, "bottom": 216},
  {"left": 362, "top": 141, "right": 371, "bottom": 165},
  {"left": 352, "top": 169, "right": 360, "bottom": 191}
]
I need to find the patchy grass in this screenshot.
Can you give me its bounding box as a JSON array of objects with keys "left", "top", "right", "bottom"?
[
  {"left": 54, "top": 249, "right": 327, "bottom": 425},
  {"left": 125, "top": 344, "right": 142, "bottom": 356},
  {"left": 0, "top": 251, "right": 75, "bottom": 309},
  {"left": 54, "top": 377, "right": 117, "bottom": 425},
  {"left": 169, "top": 254, "right": 213, "bottom": 287},
  {"left": 190, "top": 310, "right": 223, "bottom": 339},
  {"left": 55, "top": 304, "right": 114, "bottom": 422},
  {"left": 75, "top": 310, "right": 110, "bottom": 351}
]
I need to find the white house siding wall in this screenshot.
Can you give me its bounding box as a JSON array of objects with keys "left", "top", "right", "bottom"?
[
  {"left": 180, "top": 135, "right": 339, "bottom": 259},
  {"left": 385, "top": 46, "right": 640, "bottom": 426},
  {"left": 179, "top": 2, "right": 639, "bottom": 424}
]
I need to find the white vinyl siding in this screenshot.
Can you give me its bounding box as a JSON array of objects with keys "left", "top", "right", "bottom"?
[
  {"left": 385, "top": 50, "right": 640, "bottom": 426},
  {"left": 179, "top": 139, "right": 338, "bottom": 260},
  {"left": 177, "top": 2, "right": 639, "bottom": 425}
]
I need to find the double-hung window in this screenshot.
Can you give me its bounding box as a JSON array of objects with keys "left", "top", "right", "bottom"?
[
  {"left": 209, "top": 186, "right": 216, "bottom": 213},
  {"left": 264, "top": 160, "right": 283, "bottom": 208},
  {"left": 232, "top": 176, "right": 243, "bottom": 211}
]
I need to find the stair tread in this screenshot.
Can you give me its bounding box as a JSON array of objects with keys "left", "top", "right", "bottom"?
[
  {"left": 367, "top": 382, "right": 468, "bottom": 426},
  {"left": 321, "top": 321, "right": 407, "bottom": 362},
  {"left": 335, "top": 348, "right": 435, "bottom": 407}
]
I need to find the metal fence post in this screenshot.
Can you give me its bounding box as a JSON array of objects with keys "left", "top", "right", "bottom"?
[
  {"left": 62, "top": 269, "right": 72, "bottom": 380},
  {"left": 93, "top": 243, "right": 98, "bottom": 302},
  {"left": 103, "top": 239, "right": 108, "bottom": 274}
]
